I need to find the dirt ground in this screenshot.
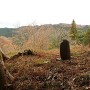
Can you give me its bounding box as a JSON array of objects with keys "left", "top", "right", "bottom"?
[{"left": 5, "top": 47, "right": 90, "bottom": 90}]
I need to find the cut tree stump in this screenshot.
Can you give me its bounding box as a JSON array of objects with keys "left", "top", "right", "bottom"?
[{"left": 0, "top": 49, "right": 14, "bottom": 90}]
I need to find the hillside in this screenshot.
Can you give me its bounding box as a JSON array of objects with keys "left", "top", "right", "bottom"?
[
  {"left": 0, "top": 36, "right": 17, "bottom": 55},
  {"left": 0, "top": 23, "right": 90, "bottom": 54},
  {"left": 0, "top": 28, "right": 16, "bottom": 37},
  {"left": 5, "top": 46, "right": 90, "bottom": 90},
  {"left": 0, "top": 23, "right": 89, "bottom": 38},
  {"left": 10, "top": 24, "right": 90, "bottom": 50},
  {"left": 0, "top": 23, "right": 90, "bottom": 90}
]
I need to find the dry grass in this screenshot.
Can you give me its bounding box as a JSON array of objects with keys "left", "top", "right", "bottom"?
[{"left": 5, "top": 47, "right": 90, "bottom": 90}]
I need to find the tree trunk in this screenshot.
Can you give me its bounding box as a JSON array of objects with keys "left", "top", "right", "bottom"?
[{"left": 0, "top": 51, "right": 14, "bottom": 90}]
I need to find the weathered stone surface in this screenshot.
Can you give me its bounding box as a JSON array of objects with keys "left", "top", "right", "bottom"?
[{"left": 60, "top": 40, "right": 71, "bottom": 60}]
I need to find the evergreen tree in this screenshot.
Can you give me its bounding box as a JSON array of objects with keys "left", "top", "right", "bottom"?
[
  {"left": 84, "top": 28, "right": 90, "bottom": 45},
  {"left": 70, "top": 19, "right": 77, "bottom": 40}
]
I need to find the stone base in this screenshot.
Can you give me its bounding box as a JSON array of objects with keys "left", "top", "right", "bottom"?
[{"left": 56, "top": 58, "right": 62, "bottom": 61}]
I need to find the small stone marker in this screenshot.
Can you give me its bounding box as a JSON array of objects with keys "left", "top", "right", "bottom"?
[{"left": 60, "top": 40, "right": 71, "bottom": 60}]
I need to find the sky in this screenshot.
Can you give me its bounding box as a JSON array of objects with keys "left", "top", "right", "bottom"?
[{"left": 0, "top": 0, "right": 90, "bottom": 27}]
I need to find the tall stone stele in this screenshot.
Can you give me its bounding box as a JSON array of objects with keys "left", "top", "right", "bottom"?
[{"left": 60, "top": 40, "right": 71, "bottom": 60}]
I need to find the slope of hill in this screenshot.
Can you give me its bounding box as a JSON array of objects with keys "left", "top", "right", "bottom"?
[
  {"left": 0, "top": 24, "right": 89, "bottom": 90},
  {"left": 0, "top": 28, "right": 16, "bottom": 37},
  {"left": 0, "top": 36, "right": 17, "bottom": 55},
  {"left": 0, "top": 23, "right": 90, "bottom": 52},
  {"left": 0, "top": 23, "right": 89, "bottom": 37},
  {"left": 5, "top": 46, "right": 90, "bottom": 90},
  {"left": 12, "top": 23, "right": 89, "bottom": 50}
]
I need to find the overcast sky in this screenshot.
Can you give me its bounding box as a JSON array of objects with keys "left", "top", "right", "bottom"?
[{"left": 0, "top": 0, "right": 90, "bottom": 27}]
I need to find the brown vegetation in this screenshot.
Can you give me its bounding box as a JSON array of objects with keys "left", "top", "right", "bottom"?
[
  {"left": 5, "top": 46, "right": 90, "bottom": 90},
  {"left": 0, "top": 36, "right": 16, "bottom": 55},
  {"left": 0, "top": 50, "right": 14, "bottom": 90}
]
